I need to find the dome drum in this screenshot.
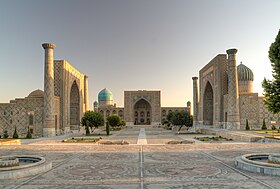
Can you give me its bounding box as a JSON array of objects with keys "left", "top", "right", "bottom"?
[{"left": 237, "top": 63, "right": 254, "bottom": 94}]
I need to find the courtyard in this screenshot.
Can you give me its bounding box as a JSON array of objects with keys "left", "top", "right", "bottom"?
[{"left": 1, "top": 127, "right": 280, "bottom": 189}]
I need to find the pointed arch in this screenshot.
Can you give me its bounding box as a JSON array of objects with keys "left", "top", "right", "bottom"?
[
  {"left": 203, "top": 81, "right": 214, "bottom": 125},
  {"left": 134, "top": 99, "right": 152, "bottom": 125},
  {"left": 70, "top": 80, "right": 80, "bottom": 128}
]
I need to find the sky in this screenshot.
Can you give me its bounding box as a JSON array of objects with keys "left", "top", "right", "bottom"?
[{"left": 0, "top": 0, "right": 279, "bottom": 108}]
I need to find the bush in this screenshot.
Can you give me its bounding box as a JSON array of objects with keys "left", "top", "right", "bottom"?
[
  {"left": 3, "top": 130, "right": 9, "bottom": 138},
  {"left": 261, "top": 119, "right": 267, "bottom": 130},
  {"left": 271, "top": 125, "right": 276, "bottom": 130},
  {"left": 120, "top": 120, "right": 126, "bottom": 127},
  {"left": 26, "top": 127, "right": 32, "bottom": 139},
  {"left": 13, "top": 126, "right": 19, "bottom": 139},
  {"left": 245, "top": 119, "right": 250, "bottom": 130}
]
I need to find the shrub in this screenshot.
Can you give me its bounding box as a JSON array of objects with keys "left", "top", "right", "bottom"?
[
  {"left": 3, "top": 130, "right": 9, "bottom": 138},
  {"left": 271, "top": 125, "right": 276, "bottom": 130},
  {"left": 245, "top": 119, "right": 250, "bottom": 130},
  {"left": 13, "top": 126, "right": 19, "bottom": 139},
  {"left": 261, "top": 119, "right": 267, "bottom": 130},
  {"left": 120, "top": 120, "right": 126, "bottom": 127},
  {"left": 26, "top": 127, "right": 32, "bottom": 139}
]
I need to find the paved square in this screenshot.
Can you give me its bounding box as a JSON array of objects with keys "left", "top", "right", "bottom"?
[{"left": 1, "top": 127, "right": 280, "bottom": 189}]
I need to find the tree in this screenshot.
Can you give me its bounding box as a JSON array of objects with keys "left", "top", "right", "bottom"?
[
  {"left": 261, "top": 119, "right": 267, "bottom": 130},
  {"left": 107, "top": 114, "right": 121, "bottom": 127},
  {"left": 262, "top": 29, "right": 280, "bottom": 113},
  {"left": 245, "top": 119, "right": 250, "bottom": 130},
  {"left": 26, "top": 127, "right": 32, "bottom": 139},
  {"left": 3, "top": 130, "right": 9, "bottom": 138},
  {"left": 81, "top": 111, "right": 104, "bottom": 134},
  {"left": 166, "top": 111, "right": 193, "bottom": 134},
  {"left": 13, "top": 126, "right": 19, "bottom": 139}
]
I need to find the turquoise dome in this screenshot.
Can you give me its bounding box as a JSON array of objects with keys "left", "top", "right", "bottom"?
[
  {"left": 98, "top": 88, "right": 113, "bottom": 102},
  {"left": 237, "top": 62, "right": 254, "bottom": 81}
]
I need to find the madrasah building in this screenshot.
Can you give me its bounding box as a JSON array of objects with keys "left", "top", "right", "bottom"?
[
  {"left": 0, "top": 43, "right": 89, "bottom": 138},
  {"left": 93, "top": 89, "right": 191, "bottom": 126},
  {"left": 192, "top": 48, "right": 280, "bottom": 130}
]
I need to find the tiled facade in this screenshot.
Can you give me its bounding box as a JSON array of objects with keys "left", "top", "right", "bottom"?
[
  {"left": 194, "top": 49, "right": 280, "bottom": 129},
  {"left": 95, "top": 90, "right": 191, "bottom": 126},
  {"left": 0, "top": 44, "right": 88, "bottom": 137}
]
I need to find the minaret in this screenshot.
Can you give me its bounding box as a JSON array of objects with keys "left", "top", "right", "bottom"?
[
  {"left": 42, "top": 43, "right": 56, "bottom": 137},
  {"left": 84, "top": 75, "right": 89, "bottom": 111},
  {"left": 192, "top": 76, "right": 199, "bottom": 127},
  {"left": 226, "top": 48, "right": 240, "bottom": 129}
]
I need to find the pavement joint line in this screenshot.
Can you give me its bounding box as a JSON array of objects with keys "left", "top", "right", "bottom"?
[
  {"left": 200, "top": 151, "right": 276, "bottom": 189},
  {"left": 140, "top": 145, "right": 144, "bottom": 189},
  {"left": 10, "top": 153, "right": 81, "bottom": 189}
]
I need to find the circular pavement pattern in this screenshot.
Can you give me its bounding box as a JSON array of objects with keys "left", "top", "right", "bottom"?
[
  {"left": 55, "top": 163, "right": 137, "bottom": 180},
  {"left": 36, "top": 185, "right": 113, "bottom": 189},
  {"left": 146, "top": 183, "right": 249, "bottom": 189},
  {"left": 145, "top": 152, "right": 210, "bottom": 162},
  {"left": 145, "top": 163, "right": 226, "bottom": 179}
]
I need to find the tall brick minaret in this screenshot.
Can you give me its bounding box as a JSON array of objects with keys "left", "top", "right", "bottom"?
[
  {"left": 226, "top": 48, "right": 240, "bottom": 129},
  {"left": 42, "top": 43, "right": 56, "bottom": 137}
]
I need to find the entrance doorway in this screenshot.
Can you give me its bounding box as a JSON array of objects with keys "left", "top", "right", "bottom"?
[{"left": 134, "top": 99, "right": 151, "bottom": 125}]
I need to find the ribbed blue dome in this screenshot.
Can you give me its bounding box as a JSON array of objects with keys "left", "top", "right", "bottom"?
[
  {"left": 98, "top": 88, "right": 113, "bottom": 102},
  {"left": 237, "top": 63, "right": 254, "bottom": 81}
]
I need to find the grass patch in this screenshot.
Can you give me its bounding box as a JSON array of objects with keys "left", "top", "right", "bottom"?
[
  {"left": 86, "top": 133, "right": 112, "bottom": 136},
  {"left": 194, "top": 136, "right": 231, "bottom": 142},
  {"left": 0, "top": 138, "right": 34, "bottom": 140},
  {"left": 62, "top": 137, "right": 99, "bottom": 143},
  {"left": 109, "top": 127, "right": 122, "bottom": 131},
  {"left": 254, "top": 130, "right": 280, "bottom": 136}
]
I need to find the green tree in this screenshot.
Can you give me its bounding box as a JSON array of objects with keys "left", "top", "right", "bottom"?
[
  {"left": 262, "top": 29, "right": 280, "bottom": 113},
  {"left": 167, "top": 111, "right": 193, "bottom": 134},
  {"left": 81, "top": 111, "right": 104, "bottom": 134},
  {"left": 107, "top": 114, "right": 121, "bottom": 127},
  {"left": 167, "top": 111, "right": 175, "bottom": 123},
  {"left": 261, "top": 119, "right": 267, "bottom": 130},
  {"left": 3, "top": 130, "right": 9, "bottom": 138},
  {"left": 13, "top": 126, "right": 19, "bottom": 139},
  {"left": 26, "top": 127, "right": 32, "bottom": 139},
  {"left": 245, "top": 119, "right": 250, "bottom": 130}
]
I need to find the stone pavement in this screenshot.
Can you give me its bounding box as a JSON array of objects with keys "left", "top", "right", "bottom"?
[{"left": 1, "top": 127, "right": 280, "bottom": 189}]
